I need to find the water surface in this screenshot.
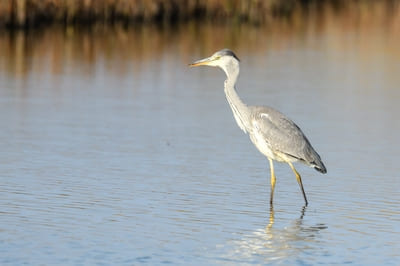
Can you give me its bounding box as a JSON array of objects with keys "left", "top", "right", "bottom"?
[{"left": 1, "top": 9, "right": 399, "bottom": 265}]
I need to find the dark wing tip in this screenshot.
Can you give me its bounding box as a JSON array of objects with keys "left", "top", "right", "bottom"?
[{"left": 314, "top": 162, "right": 327, "bottom": 174}]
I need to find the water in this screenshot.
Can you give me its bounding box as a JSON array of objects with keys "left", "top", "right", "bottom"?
[{"left": 1, "top": 9, "right": 400, "bottom": 265}]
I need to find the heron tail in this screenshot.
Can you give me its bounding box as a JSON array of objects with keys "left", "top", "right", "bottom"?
[{"left": 312, "top": 160, "right": 327, "bottom": 174}]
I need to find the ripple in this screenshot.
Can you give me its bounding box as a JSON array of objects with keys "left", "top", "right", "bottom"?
[{"left": 1, "top": 18, "right": 400, "bottom": 264}]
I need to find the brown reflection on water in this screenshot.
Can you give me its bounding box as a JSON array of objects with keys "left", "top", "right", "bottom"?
[{"left": 0, "top": 1, "right": 399, "bottom": 79}]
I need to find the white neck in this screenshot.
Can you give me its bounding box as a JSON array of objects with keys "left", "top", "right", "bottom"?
[{"left": 222, "top": 60, "right": 251, "bottom": 133}]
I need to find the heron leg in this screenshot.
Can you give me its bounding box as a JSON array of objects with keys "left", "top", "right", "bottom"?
[
  {"left": 268, "top": 158, "right": 276, "bottom": 205},
  {"left": 266, "top": 205, "right": 275, "bottom": 230},
  {"left": 288, "top": 162, "right": 308, "bottom": 206}
]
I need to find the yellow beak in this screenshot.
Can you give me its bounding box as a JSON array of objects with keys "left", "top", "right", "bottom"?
[{"left": 189, "top": 56, "right": 214, "bottom": 67}]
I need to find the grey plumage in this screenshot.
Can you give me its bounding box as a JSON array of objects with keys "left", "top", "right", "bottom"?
[
  {"left": 190, "top": 49, "right": 326, "bottom": 206},
  {"left": 249, "top": 106, "right": 326, "bottom": 173}
]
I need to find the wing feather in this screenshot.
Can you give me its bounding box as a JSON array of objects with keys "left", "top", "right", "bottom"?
[{"left": 252, "top": 107, "right": 313, "bottom": 162}]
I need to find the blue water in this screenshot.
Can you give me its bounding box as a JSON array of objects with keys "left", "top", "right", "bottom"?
[{"left": 0, "top": 20, "right": 399, "bottom": 265}]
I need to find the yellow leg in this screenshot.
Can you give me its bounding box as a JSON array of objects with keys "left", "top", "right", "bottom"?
[
  {"left": 288, "top": 162, "right": 308, "bottom": 206},
  {"left": 268, "top": 158, "right": 276, "bottom": 205}
]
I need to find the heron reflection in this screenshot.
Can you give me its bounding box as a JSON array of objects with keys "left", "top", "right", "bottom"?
[{"left": 222, "top": 206, "right": 327, "bottom": 263}]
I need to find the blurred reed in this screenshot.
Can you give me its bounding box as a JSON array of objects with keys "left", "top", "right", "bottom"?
[
  {"left": 0, "top": 0, "right": 398, "bottom": 28},
  {"left": 1, "top": 0, "right": 398, "bottom": 79}
]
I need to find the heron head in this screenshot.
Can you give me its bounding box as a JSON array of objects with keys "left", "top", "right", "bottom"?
[{"left": 189, "top": 49, "right": 240, "bottom": 70}]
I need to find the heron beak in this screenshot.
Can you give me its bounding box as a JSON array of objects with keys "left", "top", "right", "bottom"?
[{"left": 189, "top": 56, "right": 215, "bottom": 67}]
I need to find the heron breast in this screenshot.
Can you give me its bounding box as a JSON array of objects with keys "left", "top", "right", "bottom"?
[{"left": 249, "top": 132, "right": 283, "bottom": 161}]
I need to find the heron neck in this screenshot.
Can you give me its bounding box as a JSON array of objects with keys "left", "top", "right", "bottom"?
[{"left": 224, "top": 69, "right": 251, "bottom": 133}]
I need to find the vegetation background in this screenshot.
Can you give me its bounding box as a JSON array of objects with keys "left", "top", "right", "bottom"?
[{"left": 1, "top": 0, "right": 398, "bottom": 27}]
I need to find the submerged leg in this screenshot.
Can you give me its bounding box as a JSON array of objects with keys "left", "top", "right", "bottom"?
[
  {"left": 288, "top": 162, "right": 308, "bottom": 206},
  {"left": 268, "top": 158, "right": 276, "bottom": 205},
  {"left": 266, "top": 205, "right": 275, "bottom": 230}
]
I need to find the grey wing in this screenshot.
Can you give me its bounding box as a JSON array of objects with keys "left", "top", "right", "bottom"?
[{"left": 252, "top": 107, "right": 321, "bottom": 165}]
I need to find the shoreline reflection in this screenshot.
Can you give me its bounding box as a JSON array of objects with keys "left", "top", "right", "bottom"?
[{"left": 1, "top": 3, "right": 399, "bottom": 79}]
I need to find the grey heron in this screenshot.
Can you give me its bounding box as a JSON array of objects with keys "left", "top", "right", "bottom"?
[{"left": 189, "top": 49, "right": 326, "bottom": 206}]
